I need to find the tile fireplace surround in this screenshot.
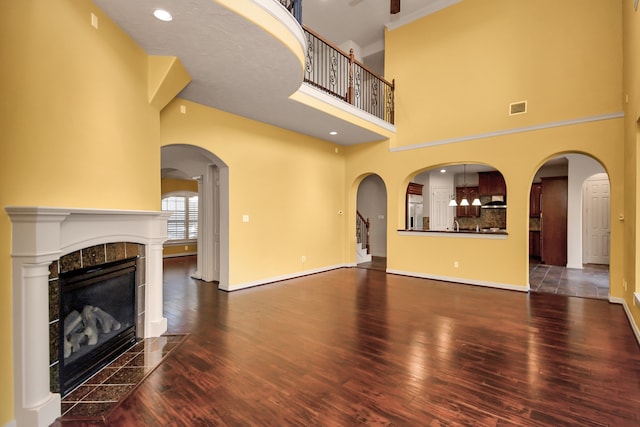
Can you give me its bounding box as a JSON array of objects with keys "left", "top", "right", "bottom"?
[{"left": 5, "top": 207, "right": 171, "bottom": 427}]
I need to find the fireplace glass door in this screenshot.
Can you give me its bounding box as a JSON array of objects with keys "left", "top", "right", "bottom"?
[{"left": 59, "top": 257, "right": 137, "bottom": 395}]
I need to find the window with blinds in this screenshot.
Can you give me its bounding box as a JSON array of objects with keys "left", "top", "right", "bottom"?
[{"left": 161, "top": 192, "right": 198, "bottom": 240}]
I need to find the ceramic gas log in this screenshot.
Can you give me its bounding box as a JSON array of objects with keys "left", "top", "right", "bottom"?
[{"left": 63, "top": 305, "right": 122, "bottom": 358}]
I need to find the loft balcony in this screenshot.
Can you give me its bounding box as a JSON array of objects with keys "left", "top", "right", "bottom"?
[
  {"left": 280, "top": 0, "right": 394, "bottom": 125},
  {"left": 93, "top": 0, "right": 395, "bottom": 145}
]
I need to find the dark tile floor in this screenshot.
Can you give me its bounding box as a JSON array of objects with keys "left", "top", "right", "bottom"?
[
  {"left": 57, "top": 334, "right": 187, "bottom": 423},
  {"left": 359, "top": 257, "right": 610, "bottom": 300},
  {"left": 529, "top": 260, "right": 610, "bottom": 299}
]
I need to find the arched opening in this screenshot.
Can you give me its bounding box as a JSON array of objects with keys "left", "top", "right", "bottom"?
[
  {"left": 408, "top": 164, "right": 506, "bottom": 232},
  {"left": 356, "top": 174, "right": 387, "bottom": 271},
  {"left": 161, "top": 144, "right": 229, "bottom": 289},
  {"left": 528, "top": 154, "right": 610, "bottom": 299}
]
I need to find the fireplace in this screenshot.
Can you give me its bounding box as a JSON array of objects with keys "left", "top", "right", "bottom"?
[
  {"left": 58, "top": 257, "right": 138, "bottom": 396},
  {"left": 6, "top": 206, "right": 170, "bottom": 427}
]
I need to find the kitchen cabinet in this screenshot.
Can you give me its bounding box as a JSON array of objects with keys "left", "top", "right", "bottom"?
[
  {"left": 530, "top": 183, "right": 542, "bottom": 217},
  {"left": 541, "top": 177, "right": 567, "bottom": 266},
  {"left": 406, "top": 182, "right": 424, "bottom": 230},
  {"left": 478, "top": 171, "right": 506, "bottom": 196},
  {"left": 455, "top": 186, "right": 480, "bottom": 217},
  {"left": 529, "top": 231, "right": 541, "bottom": 258}
]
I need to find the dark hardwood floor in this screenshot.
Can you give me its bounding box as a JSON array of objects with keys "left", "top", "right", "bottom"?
[
  {"left": 357, "top": 256, "right": 387, "bottom": 271},
  {"left": 59, "top": 255, "right": 640, "bottom": 426}
]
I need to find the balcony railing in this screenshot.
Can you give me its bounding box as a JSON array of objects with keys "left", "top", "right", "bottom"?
[
  {"left": 277, "top": 0, "right": 395, "bottom": 125},
  {"left": 303, "top": 26, "right": 395, "bottom": 125},
  {"left": 279, "top": 0, "right": 302, "bottom": 24}
]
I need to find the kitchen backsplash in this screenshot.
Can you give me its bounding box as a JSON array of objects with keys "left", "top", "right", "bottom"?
[{"left": 456, "top": 208, "right": 506, "bottom": 230}]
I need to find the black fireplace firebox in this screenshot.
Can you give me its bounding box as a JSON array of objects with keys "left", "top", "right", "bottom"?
[{"left": 59, "top": 257, "right": 138, "bottom": 396}]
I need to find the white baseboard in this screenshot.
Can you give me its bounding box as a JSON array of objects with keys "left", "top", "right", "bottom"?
[
  {"left": 609, "top": 296, "right": 640, "bottom": 347},
  {"left": 386, "top": 269, "right": 530, "bottom": 292},
  {"left": 223, "top": 263, "right": 349, "bottom": 292}
]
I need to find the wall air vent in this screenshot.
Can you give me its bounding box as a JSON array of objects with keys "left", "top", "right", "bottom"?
[{"left": 509, "top": 101, "right": 527, "bottom": 116}]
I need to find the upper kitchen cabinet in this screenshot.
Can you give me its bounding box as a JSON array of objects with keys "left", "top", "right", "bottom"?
[
  {"left": 456, "top": 186, "right": 480, "bottom": 217},
  {"left": 478, "top": 171, "right": 506, "bottom": 197}
]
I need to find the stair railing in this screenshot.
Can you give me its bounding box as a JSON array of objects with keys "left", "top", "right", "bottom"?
[{"left": 356, "top": 211, "right": 371, "bottom": 255}]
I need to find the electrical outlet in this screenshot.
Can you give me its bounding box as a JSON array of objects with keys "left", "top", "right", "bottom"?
[
  {"left": 301, "top": 255, "right": 306, "bottom": 263},
  {"left": 184, "top": 245, "right": 188, "bottom": 251},
  {"left": 454, "top": 261, "right": 459, "bottom": 268},
  {"left": 624, "top": 279, "right": 628, "bottom": 291},
  {"left": 91, "top": 13, "right": 99, "bottom": 29}
]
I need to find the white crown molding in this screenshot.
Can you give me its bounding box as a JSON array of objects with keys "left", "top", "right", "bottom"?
[
  {"left": 385, "top": 0, "right": 462, "bottom": 32},
  {"left": 390, "top": 111, "right": 625, "bottom": 153}
]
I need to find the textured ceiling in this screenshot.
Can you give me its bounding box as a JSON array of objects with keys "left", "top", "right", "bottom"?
[{"left": 93, "top": 0, "right": 459, "bottom": 146}]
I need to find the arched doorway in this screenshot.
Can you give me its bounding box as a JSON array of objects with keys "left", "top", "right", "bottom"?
[
  {"left": 161, "top": 144, "right": 229, "bottom": 288},
  {"left": 356, "top": 174, "right": 387, "bottom": 270},
  {"left": 528, "top": 154, "right": 610, "bottom": 299}
]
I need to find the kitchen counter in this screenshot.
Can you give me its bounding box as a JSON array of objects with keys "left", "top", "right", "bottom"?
[{"left": 398, "top": 229, "right": 508, "bottom": 239}]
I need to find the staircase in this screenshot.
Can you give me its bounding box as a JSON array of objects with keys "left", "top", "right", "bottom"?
[{"left": 356, "top": 211, "right": 372, "bottom": 264}]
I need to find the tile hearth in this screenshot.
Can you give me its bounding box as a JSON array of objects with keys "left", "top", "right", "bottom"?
[{"left": 57, "top": 334, "right": 187, "bottom": 424}]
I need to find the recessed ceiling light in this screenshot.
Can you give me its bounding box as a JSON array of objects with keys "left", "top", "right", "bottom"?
[
  {"left": 440, "top": 169, "right": 446, "bottom": 173},
  {"left": 329, "top": 131, "right": 338, "bottom": 135},
  {"left": 153, "top": 9, "right": 173, "bottom": 22}
]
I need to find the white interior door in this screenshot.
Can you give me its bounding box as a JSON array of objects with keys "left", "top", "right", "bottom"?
[
  {"left": 430, "top": 188, "right": 452, "bottom": 230},
  {"left": 584, "top": 175, "right": 610, "bottom": 265}
]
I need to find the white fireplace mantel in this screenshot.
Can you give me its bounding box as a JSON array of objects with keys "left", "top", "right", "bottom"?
[{"left": 5, "top": 206, "right": 170, "bottom": 427}]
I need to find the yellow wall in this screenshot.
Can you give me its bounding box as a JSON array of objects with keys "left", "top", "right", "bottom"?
[
  {"left": 161, "top": 100, "right": 347, "bottom": 287},
  {"left": 0, "top": 1, "right": 163, "bottom": 423},
  {"left": 163, "top": 244, "right": 197, "bottom": 257},
  {"left": 162, "top": 178, "right": 199, "bottom": 194},
  {"left": 624, "top": 1, "right": 640, "bottom": 325},
  {"left": 344, "top": 0, "right": 624, "bottom": 291},
  {"left": 0, "top": 0, "right": 635, "bottom": 424},
  {"left": 387, "top": 0, "right": 623, "bottom": 149}
]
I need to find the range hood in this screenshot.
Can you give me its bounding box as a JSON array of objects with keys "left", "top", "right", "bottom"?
[
  {"left": 481, "top": 195, "right": 506, "bottom": 209},
  {"left": 481, "top": 200, "right": 507, "bottom": 209}
]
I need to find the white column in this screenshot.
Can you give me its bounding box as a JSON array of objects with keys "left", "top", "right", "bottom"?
[
  {"left": 200, "top": 164, "right": 218, "bottom": 282},
  {"left": 14, "top": 262, "right": 61, "bottom": 427},
  {"left": 145, "top": 240, "right": 168, "bottom": 338},
  {"left": 192, "top": 175, "right": 203, "bottom": 280}
]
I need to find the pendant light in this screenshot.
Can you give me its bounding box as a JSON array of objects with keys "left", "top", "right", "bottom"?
[
  {"left": 460, "top": 164, "right": 470, "bottom": 206},
  {"left": 470, "top": 164, "right": 481, "bottom": 206}
]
